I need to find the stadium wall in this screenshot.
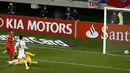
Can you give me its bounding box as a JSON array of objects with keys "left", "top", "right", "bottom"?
[{"left": 0, "top": 0, "right": 107, "bottom": 9}]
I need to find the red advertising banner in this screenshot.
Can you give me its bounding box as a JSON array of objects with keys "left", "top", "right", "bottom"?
[
  {"left": 76, "top": 21, "right": 130, "bottom": 42},
  {"left": 76, "top": 21, "right": 103, "bottom": 40},
  {"left": 0, "top": 14, "right": 75, "bottom": 37},
  {"left": 106, "top": 24, "right": 130, "bottom": 42},
  {"left": 1, "top": 14, "right": 130, "bottom": 42}
]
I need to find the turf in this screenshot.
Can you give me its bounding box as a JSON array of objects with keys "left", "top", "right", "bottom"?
[
  {"left": 0, "top": 32, "right": 130, "bottom": 73},
  {"left": 0, "top": 41, "right": 130, "bottom": 73}
]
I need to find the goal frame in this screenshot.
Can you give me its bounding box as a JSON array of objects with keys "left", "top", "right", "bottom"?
[{"left": 103, "top": 7, "right": 130, "bottom": 54}]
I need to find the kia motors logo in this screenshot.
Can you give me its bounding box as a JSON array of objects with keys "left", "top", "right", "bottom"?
[
  {"left": 0, "top": 18, "right": 4, "bottom": 27},
  {"left": 86, "top": 24, "right": 99, "bottom": 38}
]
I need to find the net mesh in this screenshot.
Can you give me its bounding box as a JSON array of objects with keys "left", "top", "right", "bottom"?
[{"left": 105, "top": 8, "right": 130, "bottom": 55}]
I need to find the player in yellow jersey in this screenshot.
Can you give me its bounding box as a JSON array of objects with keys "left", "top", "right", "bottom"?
[
  {"left": 15, "top": 51, "right": 38, "bottom": 65},
  {"left": 9, "top": 51, "right": 38, "bottom": 66}
]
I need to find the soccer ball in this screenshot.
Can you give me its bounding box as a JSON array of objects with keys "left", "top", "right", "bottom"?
[{"left": 124, "top": 50, "right": 129, "bottom": 55}]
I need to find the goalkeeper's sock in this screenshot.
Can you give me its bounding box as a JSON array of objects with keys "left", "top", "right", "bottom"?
[{"left": 32, "top": 61, "right": 38, "bottom": 64}]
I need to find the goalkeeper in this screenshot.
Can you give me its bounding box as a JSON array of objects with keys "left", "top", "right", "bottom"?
[
  {"left": 14, "top": 51, "right": 38, "bottom": 65},
  {"left": 118, "top": 10, "right": 123, "bottom": 25}
]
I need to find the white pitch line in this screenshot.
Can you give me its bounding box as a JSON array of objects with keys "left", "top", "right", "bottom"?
[
  {"left": 0, "top": 56, "right": 130, "bottom": 71},
  {"left": 37, "top": 59, "right": 130, "bottom": 71},
  {"left": 24, "top": 45, "right": 130, "bottom": 58},
  {"left": 0, "top": 56, "right": 129, "bottom": 71},
  {"left": 0, "top": 42, "right": 130, "bottom": 58}
]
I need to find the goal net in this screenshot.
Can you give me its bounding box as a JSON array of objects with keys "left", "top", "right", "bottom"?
[{"left": 103, "top": 7, "right": 130, "bottom": 55}]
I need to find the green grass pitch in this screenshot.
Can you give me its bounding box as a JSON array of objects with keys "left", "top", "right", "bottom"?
[{"left": 0, "top": 32, "right": 130, "bottom": 73}]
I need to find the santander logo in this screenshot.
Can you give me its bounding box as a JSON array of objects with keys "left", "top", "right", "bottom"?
[
  {"left": 86, "top": 24, "right": 99, "bottom": 38},
  {"left": 0, "top": 18, "right": 4, "bottom": 27}
]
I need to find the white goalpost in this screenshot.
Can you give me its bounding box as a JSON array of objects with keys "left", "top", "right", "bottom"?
[{"left": 103, "top": 7, "right": 130, "bottom": 54}]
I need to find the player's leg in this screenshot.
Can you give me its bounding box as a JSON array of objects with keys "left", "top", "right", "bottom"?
[
  {"left": 9, "top": 48, "right": 14, "bottom": 61},
  {"left": 6, "top": 47, "right": 14, "bottom": 61},
  {"left": 31, "top": 61, "right": 38, "bottom": 64},
  {"left": 18, "top": 51, "right": 30, "bottom": 70},
  {"left": 23, "top": 58, "right": 30, "bottom": 70},
  {"left": 9, "top": 59, "right": 18, "bottom": 65},
  {"left": 15, "top": 59, "right": 24, "bottom": 65},
  {"left": 26, "top": 56, "right": 32, "bottom": 65},
  {"left": 10, "top": 53, "right": 14, "bottom": 61},
  {"left": 26, "top": 56, "right": 37, "bottom": 65},
  {"left": 25, "top": 52, "right": 35, "bottom": 57},
  {"left": 6, "top": 47, "right": 13, "bottom": 61},
  {"left": 3, "top": 45, "right": 8, "bottom": 54},
  {"left": 22, "top": 55, "right": 30, "bottom": 70},
  {"left": 2, "top": 50, "right": 7, "bottom": 54}
]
